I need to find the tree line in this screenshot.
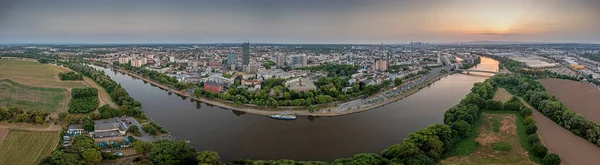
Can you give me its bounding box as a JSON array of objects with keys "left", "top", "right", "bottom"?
[
  {"left": 59, "top": 72, "right": 83, "bottom": 80},
  {"left": 40, "top": 135, "right": 103, "bottom": 164},
  {"left": 68, "top": 88, "right": 99, "bottom": 114},
  {"left": 116, "top": 63, "right": 188, "bottom": 90},
  {"left": 0, "top": 106, "right": 49, "bottom": 124}
]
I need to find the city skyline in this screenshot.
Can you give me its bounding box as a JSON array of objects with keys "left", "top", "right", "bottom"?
[{"left": 1, "top": 0, "right": 600, "bottom": 44}]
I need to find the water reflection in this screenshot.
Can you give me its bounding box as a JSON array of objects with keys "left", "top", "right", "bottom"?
[{"left": 89, "top": 57, "right": 499, "bottom": 161}]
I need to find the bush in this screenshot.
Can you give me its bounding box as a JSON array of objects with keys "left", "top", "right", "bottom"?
[
  {"left": 542, "top": 153, "right": 561, "bottom": 165},
  {"left": 520, "top": 107, "right": 533, "bottom": 117},
  {"left": 59, "top": 72, "right": 83, "bottom": 80},
  {"left": 128, "top": 125, "right": 142, "bottom": 136},
  {"left": 531, "top": 144, "right": 548, "bottom": 158},
  {"left": 523, "top": 116, "right": 535, "bottom": 126},
  {"left": 525, "top": 123, "right": 538, "bottom": 135},
  {"left": 142, "top": 124, "right": 157, "bottom": 136},
  {"left": 492, "top": 142, "right": 511, "bottom": 151},
  {"left": 150, "top": 122, "right": 168, "bottom": 134},
  {"left": 485, "top": 99, "right": 504, "bottom": 110},
  {"left": 503, "top": 101, "right": 522, "bottom": 111},
  {"left": 527, "top": 134, "right": 540, "bottom": 144}
]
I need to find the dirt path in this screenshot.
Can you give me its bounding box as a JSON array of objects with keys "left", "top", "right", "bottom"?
[
  {"left": 0, "top": 123, "right": 62, "bottom": 132},
  {"left": 83, "top": 77, "right": 118, "bottom": 108},
  {"left": 519, "top": 97, "right": 600, "bottom": 165}
]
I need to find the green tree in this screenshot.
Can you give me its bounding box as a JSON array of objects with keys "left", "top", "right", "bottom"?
[
  {"left": 81, "top": 148, "right": 102, "bottom": 164},
  {"left": 197, "top": 150, "right": 221, "bottom": 165},
  {"left": 73, "top": 136, "right": 98, "bottom": 152},
  {"left": 83, "top": 120, "right": 94, "bottom": 132},
  {"left": 35, "top": 116, "right": 45, "bottom": 124},
  {"left": 133, "top": 141, "right": 153, "bottom": 156},
  {"left": 151, "top": 140, "right": 198, "bottom": 165},
  {"left": 542, "top": 153, "right": 560, "bottom": 165},
  {"left": 394, "top": 78, "right": 403, "bottom": 86},
  {"left": 39, "top": 150, "right": 83, "bottom": 165},
  {"left": 531, "top": 144, "right": 548, "bottom": 157}
]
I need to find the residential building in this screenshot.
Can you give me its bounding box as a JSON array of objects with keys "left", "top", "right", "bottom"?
[
  {"left": 118, "top": 57, "right": 130, "bottom": 64},
  {"left": 276, "top": 54, "right": 285, "bottom": 67},
  {"left": 290, "top": 54, "right": 307, "bottom": 69},
  {"left": 227, "top": 54, "right": 238, "bottom": 70},
  {"left": 169, "top": 56, "right": 175, "bottom": 62}
]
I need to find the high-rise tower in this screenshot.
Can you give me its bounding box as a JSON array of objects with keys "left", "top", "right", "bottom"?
[{"left": 242, "top": 42, "right": 250, "bottom": 66}]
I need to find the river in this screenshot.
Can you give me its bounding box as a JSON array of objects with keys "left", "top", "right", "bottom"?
[{"left": 94, "top": 57, "right": 498, "bottom": 161}]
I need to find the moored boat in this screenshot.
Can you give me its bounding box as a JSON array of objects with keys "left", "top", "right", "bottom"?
[{"left": 269, "top": 114, "right": 296, "bottom": 120}]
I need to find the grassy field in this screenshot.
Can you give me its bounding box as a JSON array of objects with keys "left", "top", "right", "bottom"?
[
  {"left": 492, "top": 88, "right": 513, "bottom": 102},
  {"left": 0, "top": 59, "right": 89, "bottom": 88},
  {"left": 0, "top": 79, "right": 68, "bottom": 112},
  {"left": 0, "top": 130, "right": 59, "bottom": 165},
  {"left": 441, "top": 111, "right": 535, "bottom": 165},
  {"left": 0, "top": 59, "right": 117, "bottom": 111}
]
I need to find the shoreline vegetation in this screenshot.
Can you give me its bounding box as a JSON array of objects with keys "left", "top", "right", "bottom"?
[{"left": 108, "top": 65, "right": 451, "bottom": 117}]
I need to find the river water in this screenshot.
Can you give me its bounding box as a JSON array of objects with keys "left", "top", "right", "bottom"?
[{"left": 95, "top": 57, "right": 498, "bottom": 161}]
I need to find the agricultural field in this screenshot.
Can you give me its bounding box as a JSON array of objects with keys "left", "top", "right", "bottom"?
[
  {"left": 0, "top": 79, "right": 68, "bottom": 112},
  {"left": 0, "top": 59, "right": 89, "bottom": 88},
  {"left": 0, "top": 131, "right": 59, "bottom": 165},
  {"left": 492, "top": 88, "right": 512, "bottom": 102},
  {"left": 0, "top": 59, "right": 117, "bottom": 111},
  {"left": 538, "top": 78, "right": 600, "bottom": 123},
  {"left": 518, "top": 96, "right": 600, "bottom": 165},
  {"left": 0, "top": 130, "right": 7, "bottom": 146},
  {"left": 442, "top": 112, "right": 535, "bottom": 165}
]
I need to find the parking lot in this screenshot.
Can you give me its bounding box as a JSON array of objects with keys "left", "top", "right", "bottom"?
[{"left": 337, "top": 67, "right": 443, "bottom": 111}]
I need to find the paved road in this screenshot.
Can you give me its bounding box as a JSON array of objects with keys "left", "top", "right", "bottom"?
[{"left": 338, "top": 67, "right": 443, "bottom": 111}]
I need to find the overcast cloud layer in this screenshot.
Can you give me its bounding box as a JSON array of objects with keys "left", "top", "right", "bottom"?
[{"left": 0, "top": 0, "right": 599, "bottom": 44}]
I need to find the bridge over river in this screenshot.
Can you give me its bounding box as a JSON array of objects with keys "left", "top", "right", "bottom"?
[{"left": 456, "top": 69, "right": 507, "bottom": 74}]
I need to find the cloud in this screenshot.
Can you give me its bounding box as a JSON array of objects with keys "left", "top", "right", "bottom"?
[{"left": 470, "top": 32, "right": 519, "bottom": 36}]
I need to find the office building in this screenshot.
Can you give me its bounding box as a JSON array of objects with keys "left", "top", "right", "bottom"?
[
  {"left": 290, "top": 54, "right": 307, "bottom": 69},
  {"left": 227, "top": 54, "right": 238, "bottom": 70},
  {"left": 276, "top": 54, "right": 285, "bottom": 67},
  {"left": 242, "top": 42, "right": 250, "bottom": 66}
]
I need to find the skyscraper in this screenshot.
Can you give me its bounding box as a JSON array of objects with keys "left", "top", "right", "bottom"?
[
  {"left": 227, "top": 54, "right": 238, "bottom": 70},
  {"left": 242, "top": 42, "right": 250, "bottom": 66}
]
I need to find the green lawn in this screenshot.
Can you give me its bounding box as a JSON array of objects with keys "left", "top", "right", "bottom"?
[
  {"left": 0, "top": 79, "right": 67, "bottom": 112},
  {"left": 446, "top": 112, "right": 482, "bottom": 156},
  {"left": 0, "top": 131, "right": 60, "bottom": 165}
]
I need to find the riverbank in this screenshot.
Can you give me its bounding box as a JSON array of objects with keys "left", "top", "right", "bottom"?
[{"left": 110, "top": 67, "right": 450, "bottom": 117}]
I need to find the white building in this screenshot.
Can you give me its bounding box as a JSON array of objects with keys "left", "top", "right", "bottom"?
[{"left": 118, "top": 57, "right": 130, "bottom": 64}]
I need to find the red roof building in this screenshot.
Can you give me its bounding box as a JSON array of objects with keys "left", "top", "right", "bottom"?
[{"left": 204, "top": 81, "right": 222, "bottom": 93}]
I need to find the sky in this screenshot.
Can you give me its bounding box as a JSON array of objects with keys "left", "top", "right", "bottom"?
[{"left": 0, "top": 0, "right": 599, "bottom": 44}]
